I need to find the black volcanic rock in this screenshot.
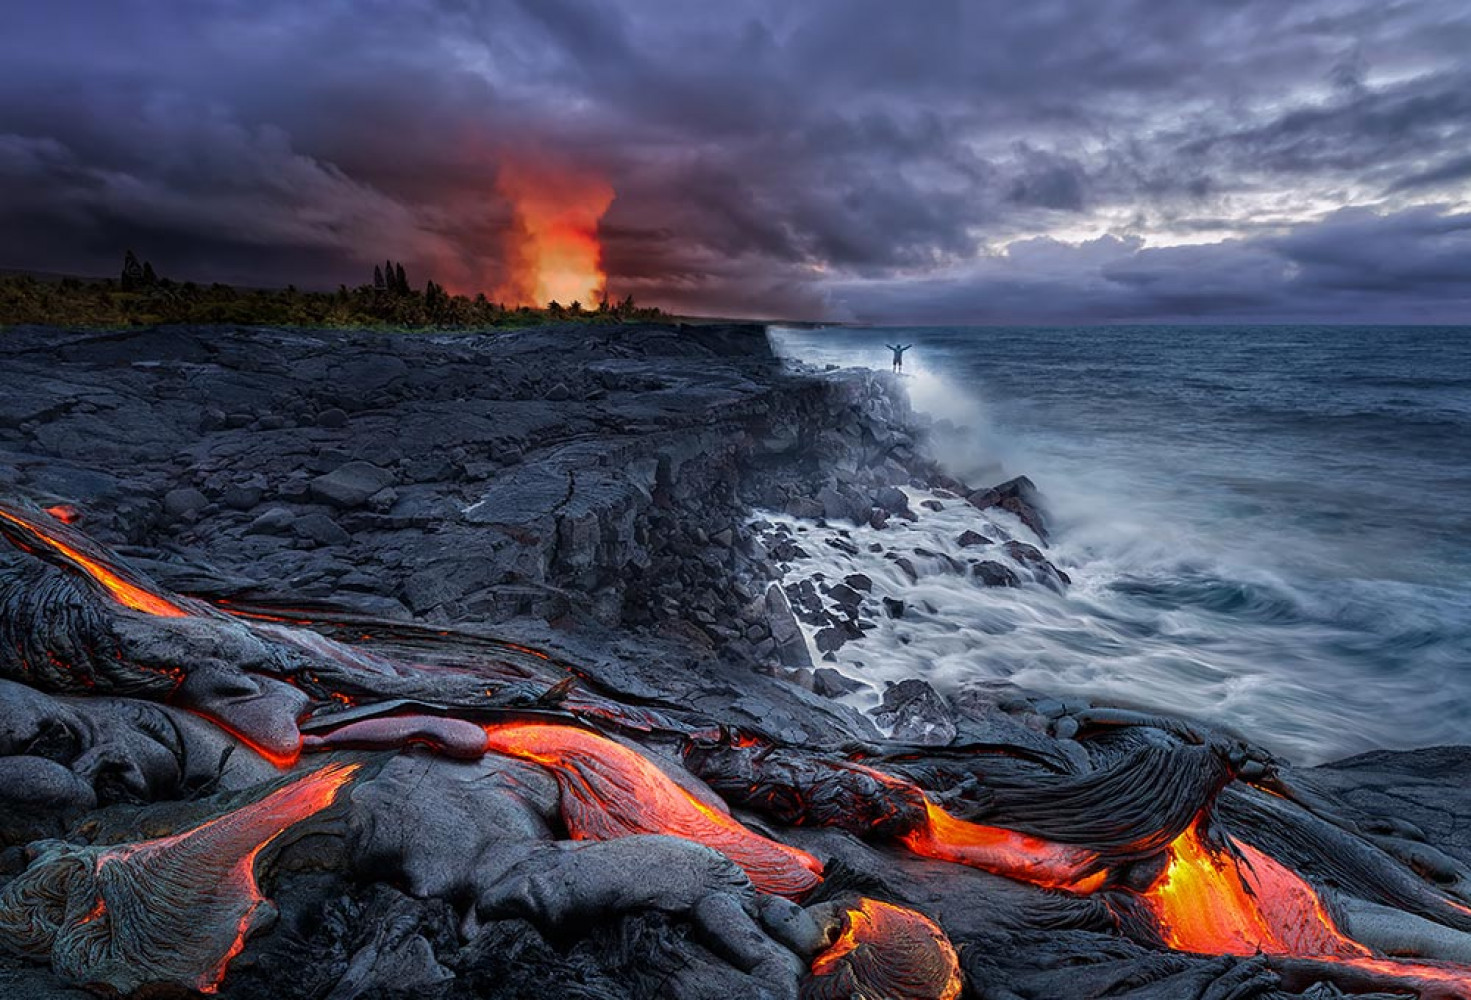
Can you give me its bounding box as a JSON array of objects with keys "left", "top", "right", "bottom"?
[
  {"left": 968, "top": 475, "right": 1050, "bottom": 544},
  {"left": 310, "top": 461, "right": 396, "bottom": 509},
  {"left": 973, "top": 560, "right": 1022, "bottom": 587},
  {"left": 873, "top": 678, "right": 957, "bottom": 745},
  {"left": 3, "top": 322, "right": 1469, "bottom": 1000}
]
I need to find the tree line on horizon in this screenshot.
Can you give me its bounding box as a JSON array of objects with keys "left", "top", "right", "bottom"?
[{"left": 0, "top": 251, "right": 665, "bottom": 329}]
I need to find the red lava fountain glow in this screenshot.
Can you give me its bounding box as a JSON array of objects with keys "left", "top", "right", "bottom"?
[{"left": 495, "top": 158, "right": 613, "bottom": 307}]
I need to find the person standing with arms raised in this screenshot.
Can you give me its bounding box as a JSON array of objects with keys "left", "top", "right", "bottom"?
[{"left": 886, "top": 343, "right": 912, "bottom": 373}]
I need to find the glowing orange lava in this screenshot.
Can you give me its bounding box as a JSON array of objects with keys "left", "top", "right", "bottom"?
[
  {"left": 97, "top": 762, "right": 359, "bottom": 993},
  {"left": 495, "top": 157, "right": 613, "bottom": 307},
  {"left": 900, "top": 795, "right": 1106, "bottom": 893},
  {"left": 808, "top": 898, "right": 963, "bottom": 1000},
  {"left": 44, "top": 504, "right": 78, "bottom": 523},
  {"left": 1141, "top": 821, "right": 1471, "bottom": 992},
  {"left": 0, "top": 507, "right": 189, "bottom": 618},
  {"left": 482, "top": 722, "right": 822, "bottom": 897},
  {"left": 1143, "top": 821, "right": 1358, "bottom": 957}
]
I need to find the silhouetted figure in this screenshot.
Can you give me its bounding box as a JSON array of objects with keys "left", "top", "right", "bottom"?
[{"left": 886, "top": 343, "right": 912, "bottom": 372}]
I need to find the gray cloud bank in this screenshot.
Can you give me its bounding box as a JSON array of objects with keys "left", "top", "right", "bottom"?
[{"left": 2, "top": 0, "right": 1469, "bottom": 323}]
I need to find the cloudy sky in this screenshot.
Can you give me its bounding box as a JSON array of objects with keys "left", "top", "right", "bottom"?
[{"left": 3, "top": 0, "right": 1470, "bottom": 323}]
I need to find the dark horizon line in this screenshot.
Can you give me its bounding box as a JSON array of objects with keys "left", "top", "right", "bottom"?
[{"left": 4, "top": 264, "right": 1465, "bottom": 330}]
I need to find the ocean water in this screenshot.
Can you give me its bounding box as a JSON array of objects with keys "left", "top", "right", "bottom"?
[{"left": 768, "top": 325, "right": 1471, "bottom": 765}]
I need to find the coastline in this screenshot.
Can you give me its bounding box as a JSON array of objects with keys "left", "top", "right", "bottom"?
[{"left": 3, "top": 321, "right": 1471, "bottom": 998}]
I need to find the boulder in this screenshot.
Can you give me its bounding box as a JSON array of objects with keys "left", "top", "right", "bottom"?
[
  {"left": 162, "top": 487, "right": 208, "bottom": 519},
  {"left": 293, "top": 513, "right": 351, "bottom": 547},
  {"left": 967, "top": 475, "right": 1050, "bottom": 544},
  {"left": 765, "top": 585, "right": 812, "bottom": 669},
  {"left": 310, "top": 461, "right": 397, "bottom": 509},
  {"left": 246, "top": 507, "right": 295, "bottom": 535},
  {"left": 973, "top": 561, "right": 1021, "bottom": 588},
  {"left": 872, "top": 678, "right": 957, "bottom": 745},
  {"left": 813, "top": 667, "right": 862, "bottom": 698}
]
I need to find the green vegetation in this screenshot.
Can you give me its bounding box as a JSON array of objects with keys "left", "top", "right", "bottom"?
[{"left": 1, "top": 253, "right": 665, "bottom": 329}]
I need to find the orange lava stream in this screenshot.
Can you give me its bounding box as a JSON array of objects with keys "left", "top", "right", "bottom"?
[
  {"left": 496, "top": 158, "right": 612, "bottom": 307},
  {"left": 44, "top": 504, "right": 78, "bottom": 523},
  {"left": 809, "top": 897, "right": 963, "bottom": 1000},
  {"left": 100, "top": 762, "right": 359, "bottom": 993},
  {"left": 1144, "top": 822, "right": 1360, "bottom": 957},
  {"left": 199, "top": 762, "right": 359, "bottom": 992},
  {"left": 1143, "top": 822, "right": 1471, "bottom": 992},
  {"left": 900, "top": 795, "right": 1106, "bottom": 893},
  {"left": 0, "top": 508, "right": 188, "bottom": 618},
  {"left": 482, "top": 722, "right": 822, "bottom": 897}
]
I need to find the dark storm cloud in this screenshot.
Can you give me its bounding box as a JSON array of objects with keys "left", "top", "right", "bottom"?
[
  {"left": 830, "top": 205, "right": 1471, "bottom": 324},
  {"left": 1, "top": 0, "right": 1468, "bottom": 320}
]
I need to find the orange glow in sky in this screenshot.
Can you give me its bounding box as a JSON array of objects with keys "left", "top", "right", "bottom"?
[{"left": 495, "top": 157, "right": 613, "bottom": 307}]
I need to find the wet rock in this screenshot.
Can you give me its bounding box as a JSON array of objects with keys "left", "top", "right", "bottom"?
[
  {"left": 957, "top": 529, "right": 992, "bottom": 548},
  {"left": 972, "top": 560, "right": 1021, "bottom": 587},
  {"left": 872, "top": 678, "right": 957, "bottom": 745},
  {"left": 882, "top": 597, "right": 905, "bottom": 619},
  {"left": 826, "top": 583, "right": 863, "bottom": 610},
  {"left": 785, "top": 497, "right": 824, "bottom": 519},
  {"left": 1004, "top": 540, "right": 1072, "bottom": 589},
  {"left": 813, "top": 667, "right": 862, "bottom": 698},
  {"left": 967, "top": 475, "right": 1050, "bottom": 544},
  {"left": 844, "top": 573, "right": 873, "bottom": 592},
  {"left": 765, "top": 585, "right": 812, "bottom": 669},
  {"left": 873, "top": 485, "right": 911, "bottom": 517},
  {"left": 814, "top": 626, "right": 847, "bottom": 654},
  {"left": 311, "top": 462, "right": 396, "bottom": 509}
]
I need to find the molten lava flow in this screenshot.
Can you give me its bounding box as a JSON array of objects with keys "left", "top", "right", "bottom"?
[
  {"left": 482, "top": 722, "right": 822, "bottom": 897},
  {"left": 108, "top": 761, "right": 359, "bottom": 992},
  {"left": 807, "top": 898, "right": 963, "bottom": 1000},
  {"left": 44, "top": 504, "right": 78, "bottom": 523},
  {"left": 0, "top": 763, "right": 359, "bottom": 995},
  {"left": 1142, "top": 821, "right": 1361, "bottom": 957},
  {"left": 1137, "top": 821, "right": 1471, "bottom": 991},
  {"left": 495, "top": 157, "right": 613, "bottom": 307},
  {"left": 0, "top": 507, "right": 188, "bottom": 618},
  {"left": 900, "top": 795, "right": 1106, "bottom": 893}
]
